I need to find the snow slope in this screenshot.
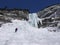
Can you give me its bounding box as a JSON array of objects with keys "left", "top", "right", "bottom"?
[{"left": 0, "top": 20, "right": 60, "bottom": 45}]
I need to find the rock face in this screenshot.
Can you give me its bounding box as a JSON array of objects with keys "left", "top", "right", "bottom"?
[
  {"left": 37, "top": 4, "right": 60, "bottom": 18},
  {"left": 0, "top": 8, "right": 29, "bottom": 20},
  {"left": 0, "top": 8, "right": 29, "bottom": 26},
  {"left": 37, "top": 4, "right": 60, "bottom": 27}
]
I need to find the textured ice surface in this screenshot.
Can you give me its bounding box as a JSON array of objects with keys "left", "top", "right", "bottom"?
[{"left": 0, "top": 20, "right": 60, "bottom": 45}]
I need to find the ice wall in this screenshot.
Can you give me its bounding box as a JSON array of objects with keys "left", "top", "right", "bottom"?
[{"left": 28, "top": 13, "right": 43, "bottom": 28}]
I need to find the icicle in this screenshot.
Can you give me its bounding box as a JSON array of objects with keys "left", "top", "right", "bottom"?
[{"left": 38, "top": 18, "right": 43, "bottom": 25}]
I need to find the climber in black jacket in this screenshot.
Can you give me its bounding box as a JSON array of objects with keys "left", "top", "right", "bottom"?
[{"left": 15, "top": 28, "right": 18, "bottom": 32}]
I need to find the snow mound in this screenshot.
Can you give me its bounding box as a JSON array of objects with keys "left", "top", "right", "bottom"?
[{"left": 0, "top": 20, "right": 60, "bottom": 45}]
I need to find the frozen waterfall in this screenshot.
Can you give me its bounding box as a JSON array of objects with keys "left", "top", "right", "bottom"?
[{"left": 28, "top": 13, "right": 43, "bottom": 28}]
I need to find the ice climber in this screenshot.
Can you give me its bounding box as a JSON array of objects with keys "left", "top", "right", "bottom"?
[{"left": 15, "top": 28, "right": 18, "bottom": 32}]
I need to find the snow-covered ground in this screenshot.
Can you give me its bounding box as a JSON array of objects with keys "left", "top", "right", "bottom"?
[{"left": 0, "top": 19, "right": 60, "bottom": 45}]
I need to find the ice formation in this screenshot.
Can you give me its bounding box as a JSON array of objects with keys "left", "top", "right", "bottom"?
[
  {"left": 28, "top": 13, "right": 43, "bottom": 28},
  {"left": 0, "top": 20, "right": 60, "bottom": 45}
]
